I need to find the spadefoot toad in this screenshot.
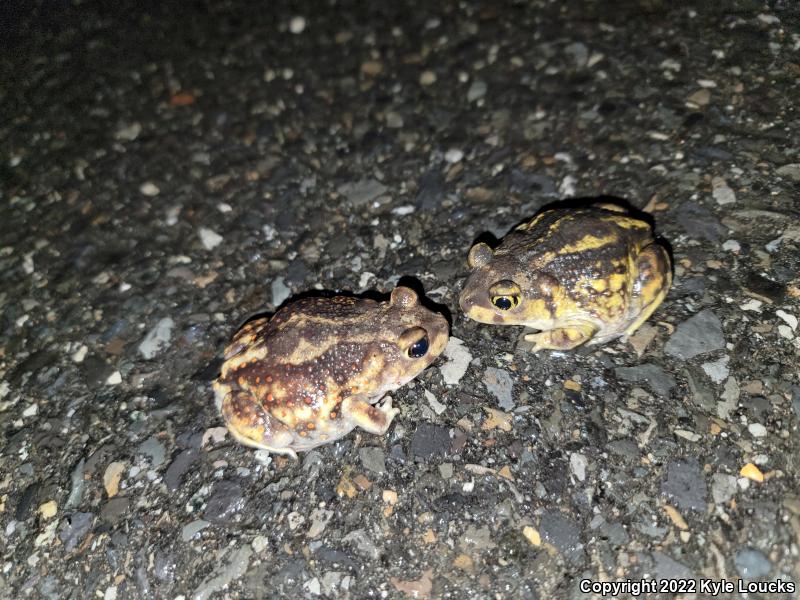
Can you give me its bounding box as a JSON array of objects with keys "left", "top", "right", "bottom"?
[
  {"left": 459, "top": 204, "right": 671, "bottom": 351},
  {"left": 213, "top": 286, "right": 449, "bottom": 457}
]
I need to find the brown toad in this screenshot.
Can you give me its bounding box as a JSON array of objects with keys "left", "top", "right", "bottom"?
[
  {"left": 213, "top": 286, "right": 449, "bottom": 458},
  {"left": 459, "top": 203, "right": 672, "bottom": 351}
]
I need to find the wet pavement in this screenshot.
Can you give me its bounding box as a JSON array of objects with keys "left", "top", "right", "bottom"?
[{"left": 1, "top": 1, "right": 799, "bottom": 598}]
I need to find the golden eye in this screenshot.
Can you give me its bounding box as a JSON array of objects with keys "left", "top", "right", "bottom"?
[{"left": 491, "top": 295, "right": 519, "bottom": 310}]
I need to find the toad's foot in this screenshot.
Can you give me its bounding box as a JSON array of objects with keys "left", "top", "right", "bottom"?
[
  {"left": 344, "top": 395, "right": 400, "bottom": 435},
  {"left": 525, "top": 323, "right": 598, "bottom": 352}
]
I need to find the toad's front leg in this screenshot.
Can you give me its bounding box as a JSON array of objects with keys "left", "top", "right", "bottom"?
[
  {"left": 343, "top": 395, "right": 400, "bottom": 435},
  {"left": 524, "top": 322, "right": 598, "bottom": 352}
]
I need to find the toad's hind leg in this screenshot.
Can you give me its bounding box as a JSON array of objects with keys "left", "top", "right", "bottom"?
[
  {"left": 525, "top": 322, "right": 598, "bottom": 352},
  {"left": 625, "top": 242, "right": 672, "bottom": 336},
  {"left": 342, "top": 395, "right": 400, "bottom": 435},
  {"left": 220, "top": 389, "right": 298, "bottom": 459}
]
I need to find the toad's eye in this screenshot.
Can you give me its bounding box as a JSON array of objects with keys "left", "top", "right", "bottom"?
[
  {"left": 408, "top": 336, "right": 429, "bottom": 358},
  {"left": 492, "top": 295, "right": 519, "bottom": 310}
]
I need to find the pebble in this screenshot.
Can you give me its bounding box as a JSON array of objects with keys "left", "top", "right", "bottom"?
[
  {"left": 661, "top": 458, "right": 708, "bottom": 512},
  {"left": 467, "top": 80, "right": 487, "bottom": 102},
  {"left": 419, "top": 70, "right": 437, "bottom": 86},
  {"left": 701, "top": 355, "right": 730, "bottom": 383},
  {"left": 385, "top": 111, "right": 403, "bottom": 128},
  {"left": 307, "top": 508, "right": 333, "bottom": 539},
  {"left": 664, "top": 309, "right": 725, "bottom": 360},
  {"left": 614, "top": 363, "right": 676, "bottom": 397},
  {"left": 342, "top": 529, "right": 380, "bottom": 560},
  {"left": 439, "top": 337, "right": 472, "bottom": 386},
  {"left": 181, "top": 519, "right": 211, "bottom": 542},
  {"left": 539, "top": 510, "right": 583, "bottom": 566},
  {"left": 686, "top": 88, "right": 711, "bottom": 107},
  {"left": 139, "top": 182, "right": 160, "bottom": 196},
  {"left": 138, "top": 317, "right": 175, "bottom": 359},
  {"left": 114, "top": 122, "right": 141, "bottom": 141},
  {"left": 204, "top": 480, "right": 245, "bottom": 524},
  {"left": 198, "top": 227, "right": 223, "bottom": 250},
  {"left": 711, "top": 473, "right": 737, "bottom": 504},
  {"left": 71, "top": 344, "right": 88, "bottom": 363},
  {"left": 303, "top": 577, "right": 321, "bottom": 596},
  {"left": 104, "top": 462, "right": 125, "bottom": 498},
  {"left": 252, "top": 535, "right": 269, "bottom": 553},
  {"left": 409, "top": 423, "right": 451, "bottom": 458},
  {"left": 711, "top": 176, "right": 736, "bottom": 205},
  {"left": 483, "top": 367, "right": 514, "bottom": 410},
  {"left": 775, "top": 163, "right": 800, "bottom": 181},
  {"left": 776, "top": 309, "right": 798, "bottom": 330},
  {"left": 106, "top": 371, "right": 122, "bottom": 385},
  {"left": 38, "top": 501, "right": 57, "bottom": 519},
  {"left": 424, "top": 389, "right": 446, "bottom": 415},
  {"left": 193, "top": 545, "right": 252, "bottom": 600},
  {"left": 734, "top": 548, "right": 772, "bottom": 580},
  {"left": 165, "top": 448, "right": 200, "bottom": 491},
  {"left": 59, "top": 512, "right": 93, "bottom": 551},
  {"left": 337, "top": 179, "right": 388, "bottom": 207},
  {"left": 569, "top": 453, "right": 587, "bottom": 482},
  {"left": 444, "top": 148, "right": 464, "bottom": 164},
  {"left": 748, "top": 423, "right": 767, "bottom": 438},
  {"left": 359, "top": 447, "right": 386, "bottom": 474},
  {"left": 288, "top": 16, "right": 306, "bottom": 34},
  {"left": 270, "top": 276, "right": 291, "bottom": 307},
  {"left": 721, "top": 239, "right": 740, "bottom": 252},
  {"left": 100, "top": 497, "right": 130, "bottom": 523},
  {"left": 136, "top": 436, "right": 167, "bottom": 469},
  {"left": 651, "top": 551, "right": 695, "bottom": 580}
]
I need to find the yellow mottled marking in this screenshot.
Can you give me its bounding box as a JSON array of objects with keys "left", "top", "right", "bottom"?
[
  {"left": 559, "top": 234, "right": 617, "bottom": 254},
  {"left": 601, "top": 216, "right": 649, "bottom": 230}
]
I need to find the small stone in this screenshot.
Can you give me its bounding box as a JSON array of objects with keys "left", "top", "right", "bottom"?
[
  {"left": 664, "top": 309, "right": 725, "bottom": 360},
  {"left": 271, "top": 276, "right": 291, "bottom": 307},
  {"left": 106, "top": 371, "right": 122, "bottom": 385},
  {"left": 776, "top": 163, "right": 800, "bottom": 182},
  {"left": 748, "top": 423, "right": 767, "bottom": 438},
  {"left": 71, "top": 344, "right": 88, "bottom": 363},
  {"left": 303, "top": 577, "right": 321, "bottom": 596},
  {"left": 701, "top": 355, "right": 729, "bottom": 383},
  {"left": 734, "top": 548, "right": 772, "bottom": 580},
  {"left": 38, "top": 501, "right": 57, "bottom": 519},
  {"left": 139, "top": 182, "right": 160, "bottom": 196},
  {"left": 739, "top": 463, "right": 764, "bottom": 482},
  {"left": 711, "top": 176, "right": 736, "bottom": 205},
  {"left": 483, "top": 367, "right": 514, "bottom": 410},
  {"left": 204, "top": 480, "right": 245, "bottom": 524},
  {"left": 337, "top": 179, "right": 388, "bottom": 207},
  {"left": 409, "top": 423, "right": 451, "bottom": 458},
  {"left": 136, "top": 436, "right": 167, "bottom": 469},
  {"left": 342, "top": 529, "right": 380, "bottom": 560},
  {"left": 288, "top": 16, "right": 306, "bottom": 34},
  {"left": 307, "top": 508, "right": 334, "bottom": 538},
  {"left": 114, "top": 122, "right": 142, "bottom": 141},
  {"left": 564, "top": 41, "right": 588, "bottom": 67},
  {"left": 569, "top": 453, "right": 587, "bottom": 482},
  {"left": 661, "top": 458, "right": 708, "bottom": 512},
  {"left": 419, "top": 70, "right": 436, "bottom": 86},
  {"left": 198, "top": 227, "right": 223, "bottom": 250},
  {"left": 104, "top": 586, "right": 117, "bottom": 600},
  {"left": 138, "top": 317, "right": 175, "bottom": 359},
  {"left": 361, "top": 61, "right": 383, "bottom": 77},
  {"left": 467, "top": 80, "right": 487, "bottom": 102},
  {"left": 776, "top": 310, "right": 798, "bottom": 331},
  {"left": 444, "top": 148, "right": 464, "bottom": 164},
  {"left": 252, "top": 535, "right": 268, "bottom": 553},
  {"left": 460, "top": 524, "right": 497, "bottom": 552},
  {"left": 439, "top": 337, "right": 472, "bottom": 386},
  {"left": 711, "top": 473, "right": 737, "bottom": 503},
  {"left": 181, "top": 519, "right": 211, "bottom": 542},
  {"left": 614, "top": 363, "right": 676, "bottom": 397},
  {"left": 539, "top": 510, "right": 583, "bottom": 566},
  {"left": 522, "top": 526, "right": 541, "bottom": 546},
  {"left": 104, "top": 462, "right": 125, "bottom": 498},
  {"left": 423, "top": 389, "right": 446, "bottom": 415},
  {"left": 686, "top": 88, "right": 711, "bottom": 107},
  {"left": 193, "top": 545, "right": 252, "bottom": 600},
  {"left": 359, "top": 447, "right": 386, "bottom": 474},
  {"left": 100, "top": 497, "right": 130, "bottom": 523}
]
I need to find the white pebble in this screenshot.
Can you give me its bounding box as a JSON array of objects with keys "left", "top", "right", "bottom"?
[
  {"left": 289, "top": 16, "right": 306, "bottom": 34},
  {"left": 444, "top": 148, "right": 464, "bottom": 164},
  {"left": 740, "top": 299, "right": 762, "bottom": 313},
  {"left": 22, "top": 404, "right": 38, "bottom": 417},
  {"left": 711, "top": 176, "right": 735, "bottom": 205},
  {"left": 778, "top": 325, "right": 794, "bottom": 340},
  {"left": 776, "top": 310, "right": 798, "bottom": 331},
  {"left": 198, "top": 227, "right": 223, "bottom": 250},
  {"left": 71, "top": 345, "right": 88, "bottom": 363},
  {"left": 391, "top": 205, "right": 415, "bottom": 216},
  {"left": 722, "top": 239, "right": 740, "bottom": 252},
  {"left": 139, "top": 182, "right": 160, "bottom": 196},
  {"left": 106, "top": 371, "right": 122, "bottom": 385},
  {"left": 748, "top": 423, "right": 767, "bottom": 438}
]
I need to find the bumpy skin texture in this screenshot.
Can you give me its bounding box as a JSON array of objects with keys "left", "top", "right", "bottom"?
[
  {"left": 213, "top": 287, "right": 449, "bottom": 457},
  {"left": 459, "top": 204, "right": 672, "bottom": 351}
]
